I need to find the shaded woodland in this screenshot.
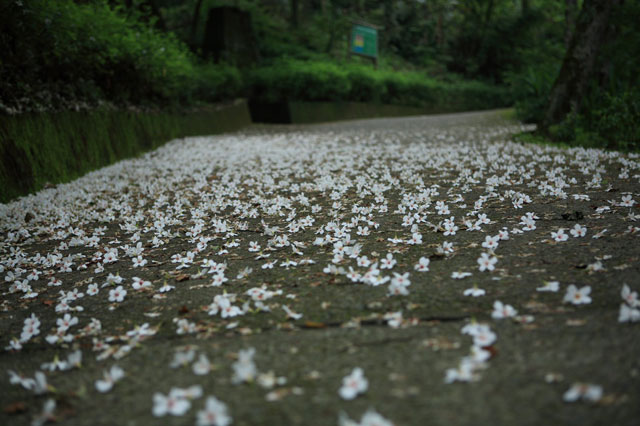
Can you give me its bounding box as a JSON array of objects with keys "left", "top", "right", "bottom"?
[{"left": 0, "top": 0, "right": 638, "bottom": 149}]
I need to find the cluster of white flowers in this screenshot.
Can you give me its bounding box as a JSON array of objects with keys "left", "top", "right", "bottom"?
[
  {"left": 619, "top": 284, "right": 640, "bottom": 323},
  {"left": 2, "top": 112, "right": 639, "bottom": 424},
  {"left": 208, "top": 293, "right": 244, "bottom": 318},
  {"left": 445, "top": 322, "right": 496, "bottom": 383},
  {"left": 95, "top": 365, "right": 124, "bottom": 393},
  {"left": 231, "top": 348, "right": 258, "bottom": 384}
]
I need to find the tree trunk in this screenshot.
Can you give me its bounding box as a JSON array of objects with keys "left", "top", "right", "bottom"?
[
  {"left": 290, "top": 0, "right": 299, "bottom": 29},
  {"left": 190, "top": 0, "right": 204, "bottom": 48},
  {"left": 436, "top": 13, "right": 444, "bottom": 48},
  {"left": 479, "top": 0, "right": 495, "bottom": 45},
  {"left": 564, "top": 0, "right": 577, "bottom": 49},
  {"left": 542, "top": 0, "right": 621, "bottom": 130},
  {"left": 324, "top": 3, "right": 336, "bottom": 53},
  {"left": 383, "top": 0, "right": 397, "bottom": 50}
]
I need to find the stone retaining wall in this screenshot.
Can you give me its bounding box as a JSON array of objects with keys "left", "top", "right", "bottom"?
[{"left": 0, "top": 100, "right": 251, "bottom": 203}]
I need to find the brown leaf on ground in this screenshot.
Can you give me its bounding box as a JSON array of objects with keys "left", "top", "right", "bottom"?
[
  {"left": 4, "top": 401, "right": 27, "bottom": 414},
  {"left": 303, "top": 321, "right": 326, "bottom": 328}
]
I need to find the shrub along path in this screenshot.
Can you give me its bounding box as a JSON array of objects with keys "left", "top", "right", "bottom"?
[{"left": 1, "top": 110, "right": 639, "bottom": 426}]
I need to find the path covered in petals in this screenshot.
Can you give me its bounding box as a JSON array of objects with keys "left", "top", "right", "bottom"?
[{"left": 1, "top": 110, "right": 639, "bottom": 426}]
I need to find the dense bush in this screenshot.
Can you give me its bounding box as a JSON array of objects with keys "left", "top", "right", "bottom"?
[
  {"left": 506, "top": 63, "right": 560, "bottom": 124},
  {"left": 547, "top": 88, "right": 640, "bottom": 152},
  {"left": 589, "top": 89, "right": 640, "bottom": 150},
  {"left": 249, "top": 60, "right": 511, "bottom": 111},
  {"left": 0, "top": 0, "right": 244, "bottom": 114}
]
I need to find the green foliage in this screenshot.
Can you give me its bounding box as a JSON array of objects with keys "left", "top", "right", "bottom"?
[
  {"left": 589, "top": 89, "right": 640, "bottom": 151},
  {"left": 508, "top": 1, "right": 640, "bottom": 151},
  {"left": 248, "top": 59, "right": 511, "bottom": 111},
  {"left": 0, "top": 0, "right": 244, "bottom": 114},
  {"left": 506, "top": 62, "right": 559, "bottom": 123},
  {"left": 194, "top": 63, "right": 245, "bottom": 102},
  {"left": 249, "top": 61, "right": 349, "bottom": 103},
  {"left": 548, "top": 89, "right": 640, "bottom": 152}
]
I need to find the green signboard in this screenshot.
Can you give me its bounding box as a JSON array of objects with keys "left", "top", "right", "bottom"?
[{"left": 351, "top": 24, "right": 378, "bottom": 59}]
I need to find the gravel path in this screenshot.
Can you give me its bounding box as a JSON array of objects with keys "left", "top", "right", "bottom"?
[{"left": 1, "top": 110, "right": 639, "bottom": 426}]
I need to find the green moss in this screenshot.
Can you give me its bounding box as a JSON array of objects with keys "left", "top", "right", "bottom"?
[{"left": 0, "top": 102, "right": 251, "bottom": 203}]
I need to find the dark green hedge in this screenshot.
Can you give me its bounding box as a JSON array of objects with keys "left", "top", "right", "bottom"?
[{"left": 248, "top": 60, "right": 511, "bottom": 112}]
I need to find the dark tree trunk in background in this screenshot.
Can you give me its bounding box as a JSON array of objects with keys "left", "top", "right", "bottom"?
[
  {"left": 191, "top": 0, "right": 204, "bottom": 47},
  {"left": 564, "top": 0, "right": 577, "bottom": 49},
  {"left": 382, "top": 0, "right": 395, "bottom": 49},
  {"left": 324, "top": 2, "right": 339, "bottom": 53},
  {"left": 542, "top": 0, "right": 621, "bottom": 130},
  {"left": 479, "top": 0, "right": 495, "bottom": 45},
  {"left": 436, "top": 13, "right": 444, "bottom": 48},
  {"left": 290, "top": 0, "right": 299, "bottom": 28}
]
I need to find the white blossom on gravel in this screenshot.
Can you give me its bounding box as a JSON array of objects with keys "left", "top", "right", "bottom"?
[
  {"left": 108, "top": 286, "right": 126, "bottom": 303},
  {"left": 563, "top": 285, "right": 592, "bottom": 305},
  {"left": 618, "top": 304, "right": 640, "bottom": 323},
  {"left": 95, "top": 365, "right": 125, "bottom": 393},
  {"left": 621, "top": 284, "right": 639, "bottom": 306},
  {"left": 463, "top": 286, "right": 485, "bottom": 297},
  {"left": 563, "top": 383, "right": 603, "bottom": 403},
  {"left": 31, "top": 399, "right": 56, "bottom": 426},
  {"left": 537, "top": 281, "right": 560, "bottom": 292},
  {"left": 339, "top": 408, "right": 393, "bottom": 426},
  {"left": 231, "top": 348, "right": 257, "bottom": 384},
  {"left": 491, "top": 301, "right": 518, "bottom": 319},
  {"left": 551, "top": 229, "right": 569, "bottom": 242},
  {"left": 197, "top": 396, "right": 232, "bottom": 426},
  {"left": 152, "top": 390, "right": 191, "bottom": 417},
  {"left": 451, "top": 271, "right": 472, "bottom": 279},
  {"left": 193, "top": 354, "right": 212, "bottom": 376},
  {"left": 477, "top": 253, "right": 497, "bottom": 272},
  {"left": 339, "top": 367, "right": 368, "bottom": 400}
]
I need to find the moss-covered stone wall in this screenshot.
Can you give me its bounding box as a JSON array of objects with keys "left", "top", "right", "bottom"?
[{"left": 0, "top": 101, "right": 251, "bottom": 203}]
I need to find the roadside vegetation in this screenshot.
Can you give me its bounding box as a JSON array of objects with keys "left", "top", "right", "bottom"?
[
  {"left": 248, "top": 60, "right": 510, "bottom": 111},
  {"left": 0, "top": 0, "right": 242, "bottom": 113},
  {"left": 0, "top": 0, "right": 638, "bottom": 150}
]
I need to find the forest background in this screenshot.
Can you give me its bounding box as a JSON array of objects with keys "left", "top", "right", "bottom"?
[{"left": 1, "top": 0, "right": 638, "bottom": 151}]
